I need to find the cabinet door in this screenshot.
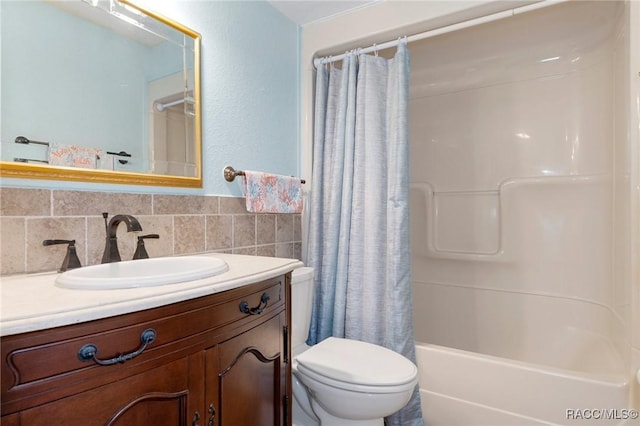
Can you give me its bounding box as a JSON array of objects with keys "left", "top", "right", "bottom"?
[
  {"left": 214, "top": 314, "right": 285, "bottom": 426},
  {"left": 1, "top": 413, "right": 19, "bottom": 426},
  {"left": 19, "top": 355, "right": 202, "bottom": 426}
]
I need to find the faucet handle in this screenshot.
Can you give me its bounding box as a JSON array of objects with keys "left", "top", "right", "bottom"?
[
  {"left": 43, "top": 239, "right": 82, "bottom": 272},
  {"left": 133, "top": 234, "right": 159, "bottom": 260},
  {"left": 139, "top": 234, "right": 160, "bottom": 240}
]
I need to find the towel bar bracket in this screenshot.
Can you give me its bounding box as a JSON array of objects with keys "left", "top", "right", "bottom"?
[{"left": 223, "top": 166, "right": 239, "bottom": 182}]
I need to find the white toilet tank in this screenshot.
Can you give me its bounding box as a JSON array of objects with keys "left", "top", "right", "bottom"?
[{"left": 291, "top": 267, "right": 314, "bottom": 350}]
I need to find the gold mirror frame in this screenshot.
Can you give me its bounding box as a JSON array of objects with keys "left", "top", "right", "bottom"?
[{"left": 0, "top": 0, "right": 202, "bottom": 188}]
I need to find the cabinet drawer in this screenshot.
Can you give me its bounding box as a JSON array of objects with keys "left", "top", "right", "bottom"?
[{"left": 1, "top": 276, "right": 284, "bottom": 414}]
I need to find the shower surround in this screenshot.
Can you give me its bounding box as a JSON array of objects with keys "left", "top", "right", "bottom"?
[{"left": 408, "top": 1, "right": 638, "bottom": 424}]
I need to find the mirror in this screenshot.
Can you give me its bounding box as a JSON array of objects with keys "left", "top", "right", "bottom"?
[{"left": 0, "top": 0, "right": 202, "bottom": 188}]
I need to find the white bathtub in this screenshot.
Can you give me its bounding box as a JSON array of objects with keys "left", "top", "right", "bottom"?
[
  {"left": 415, "top": 342, "right": 630, "bottom": 426},
  {"left": 412, "top": 278, "right": 631, "bottom": 425}
]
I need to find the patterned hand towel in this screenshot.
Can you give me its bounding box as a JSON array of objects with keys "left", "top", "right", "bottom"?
[
  {"left": 49, "top": 143, "right": 102, "bottom": 169},
  {"left": 242, "top": 171, "right": 303, "bottom": 213}
]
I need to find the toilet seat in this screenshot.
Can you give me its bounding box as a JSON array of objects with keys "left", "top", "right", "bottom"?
[{"left": 295, "top": 337, "right": 417, "bottom": 394}]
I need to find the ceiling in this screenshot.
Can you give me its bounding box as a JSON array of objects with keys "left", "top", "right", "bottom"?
[{"left": 268, "top": 0, "right": 378, "bottom": 26}]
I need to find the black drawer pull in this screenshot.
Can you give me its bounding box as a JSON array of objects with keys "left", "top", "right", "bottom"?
[
  {"left": 208, "top": 403, "right": 216, "bottom": 426},
  {"left": 239, "top": 292, "right": 270, "bottom": 315},
  {"left": 77, "top": 328, "right": 156, "bottom": 366}
]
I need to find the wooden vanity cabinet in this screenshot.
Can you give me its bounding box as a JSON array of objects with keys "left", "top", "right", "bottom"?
[{"left": 0, "top": 274, "right": 292, "bottom": 426}]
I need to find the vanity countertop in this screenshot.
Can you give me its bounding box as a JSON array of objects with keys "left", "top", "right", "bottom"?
[{"left": 0, "top": 253, "right": 303, "bottom": 337}]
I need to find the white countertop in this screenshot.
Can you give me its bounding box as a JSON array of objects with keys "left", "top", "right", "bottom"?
[{"left": 0, "top": 253, "right": 304, "bottom": 337}]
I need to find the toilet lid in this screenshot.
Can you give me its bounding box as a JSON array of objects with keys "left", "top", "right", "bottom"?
[{"left": 295, "top": 337, "right": 417, "bottom": 387}]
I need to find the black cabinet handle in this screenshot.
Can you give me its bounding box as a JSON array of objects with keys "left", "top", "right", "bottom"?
[
  {"left": 283, "top": 325, "right": 289, "bottom": 364},
  {"left": 239, "top": 292, "right": 270, "bottom": 315},
  {"left": 192, "top": 411, "right": 200, "bottom": 426},
  {"left": 77, "top": 328, "right": 156, "bottom": 366},
  {"left": 208, "top": 403, "right": 216, "bottom": 426}
]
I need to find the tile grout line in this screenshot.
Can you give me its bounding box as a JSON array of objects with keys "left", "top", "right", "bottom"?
[
  {"left": 23, "top": 218, "right": 29, "bottom": 274},
  {"left": 83, "top": 217, "right": 88, "bottom": 265}
]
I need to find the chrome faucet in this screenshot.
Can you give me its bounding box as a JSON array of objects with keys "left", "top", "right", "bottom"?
[{"left": 101, "top": 212, "right": 143, "bottom": 263}]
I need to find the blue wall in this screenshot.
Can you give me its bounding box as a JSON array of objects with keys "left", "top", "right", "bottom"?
[{"left": 0, "top": 0, "right": 300, "bottom": 196}]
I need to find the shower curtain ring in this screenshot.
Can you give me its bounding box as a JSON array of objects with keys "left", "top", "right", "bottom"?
[{"left": 374, "top": 43, "right": 378, "bottom": 57}]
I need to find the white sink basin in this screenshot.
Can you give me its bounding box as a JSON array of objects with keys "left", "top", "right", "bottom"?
[{"left": 55, "top": 256, "right": 229, "bottom": 290}]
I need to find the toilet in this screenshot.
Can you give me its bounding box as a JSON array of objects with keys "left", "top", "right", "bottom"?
[{"left": 291, "top": 267, "right": 418, "bottom": 426}]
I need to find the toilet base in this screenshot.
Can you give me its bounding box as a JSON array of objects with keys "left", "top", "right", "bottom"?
[
  {"left": 292, "top": 372, "right": 320, "bottom": 426},
  {"left": 310, "top": 399, "right": 384, "bottom": 426}
]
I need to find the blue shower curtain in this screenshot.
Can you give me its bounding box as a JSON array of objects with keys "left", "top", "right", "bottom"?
[{"left": 306, "top": 41, "right": 423, "bottom": 426}]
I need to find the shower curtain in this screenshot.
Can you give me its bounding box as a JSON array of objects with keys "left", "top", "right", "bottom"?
[{"left": 306, "top": 41, "right": 422, "bottom": 425}]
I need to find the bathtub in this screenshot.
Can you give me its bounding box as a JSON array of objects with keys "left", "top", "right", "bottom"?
[
  {"left": 412, "top": 278, "right": 630, "bottom": 425},
  {"left": 415, "top": 342, "right": 630, "bottom": 426}
]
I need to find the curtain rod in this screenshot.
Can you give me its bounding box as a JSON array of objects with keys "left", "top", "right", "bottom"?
[{"left": 312, "top": 0, "right": 567, "bottom": 69}]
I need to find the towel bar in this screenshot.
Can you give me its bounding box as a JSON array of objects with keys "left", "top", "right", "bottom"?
[
  {"left": 224, "top": 166, "right": 305, "bottom": 184},
  {"left": 14, "top": 157, "right": 49, "bottom": 164},
  {"left": 15, "top": 136, "right": 49, "bottom": 146}
]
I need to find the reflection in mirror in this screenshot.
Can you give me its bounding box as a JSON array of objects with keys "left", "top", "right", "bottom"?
[{"left": 0, "top": 0, "right": 202, "bottom": 187}]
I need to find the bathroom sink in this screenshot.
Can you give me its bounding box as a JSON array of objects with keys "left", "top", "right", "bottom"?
[{"left": 55, "top": 256, "right": 229, "bottom": 290}]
